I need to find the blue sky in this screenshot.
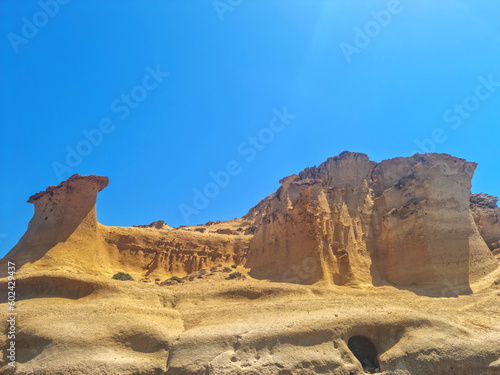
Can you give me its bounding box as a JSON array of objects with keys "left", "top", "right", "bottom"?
[{"left": 1, "top": 0, "right": 499, "bottom": 257}]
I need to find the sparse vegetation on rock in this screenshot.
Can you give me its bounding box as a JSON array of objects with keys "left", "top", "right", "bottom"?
[
  {"left": 170, "top": 276, "right": 183, "bottom": 283},
  {"left": 112, "top": 272, "right": 133, "bottom": 281},
  {"left": 226, "top": 271, "right": 242, "bottom": 280}
]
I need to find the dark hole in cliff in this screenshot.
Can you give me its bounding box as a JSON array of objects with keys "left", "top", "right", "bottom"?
[{"left": 347, "top": 336, "right": 380, "bottom": 373}]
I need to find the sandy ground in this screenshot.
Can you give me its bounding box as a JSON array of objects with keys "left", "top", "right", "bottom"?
[{"left": 1, "top": 266, "right": 499, "bottom": 375}]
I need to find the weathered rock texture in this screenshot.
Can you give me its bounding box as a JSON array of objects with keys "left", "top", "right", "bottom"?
[
  {"left": 1, "top": 152, "right": 500, "bottom": 374},
  {"left": 245, "top": 152, "right": 376, "bottom": 286},
  {"left": 471, "top": 193, "right": 500, "bottom": 256},
  {"left": 370, "top": 154, "right": 496, "bottom": 294},
  {"left": 2, "top": 153, "right": 498, "bottom": 293},
  {"left": 3, "top": 153, "right": 499, "bottom": 292},
  {"left": 245, "top": 152, "right": 498, "bottom": 295},
  {"left": 5, "top": 174, "right": 114, "bottom": 274},
  {"left": 3, "top": 174, "right": 250, "bottom": 279}
]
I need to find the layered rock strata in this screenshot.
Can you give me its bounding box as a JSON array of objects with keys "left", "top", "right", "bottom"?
[
  {"left": 2, "top": 152, "right": 498, "bottom": 295},
  {"left": 245, "top": 152, "right": 498, "bottom": 294}
]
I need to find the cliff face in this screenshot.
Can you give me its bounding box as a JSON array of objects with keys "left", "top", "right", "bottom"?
[
  {"left": 245, "top": 152, "right": 498, "bottom": 294},
  {"left": 370, "top": 154, "right": 496, "bottom": 294},
  {"left": 245, "top": 152, "right": 375, "bottom": 286},
  {"left": 4, "top": 174, "right": 113, "bottom": 274},
  {"left": 3, "top": 174, "right": 249, "bottom": 278},
  {"left": 471, "top": 193, "right": 500, "bottom": 255},
  {"left": 2, "top": 152, "right": 498, "bottom": 294},
  {"left": 101, "top": 226, "right": 249, "bottom": 277},
  {"left": 1, "top": 152, "right": 500, "bottom": 375}
]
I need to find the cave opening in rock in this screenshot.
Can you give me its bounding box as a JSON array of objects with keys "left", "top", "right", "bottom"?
[{"left": 347, "top": 335, "right": 380, "bottom": 373}]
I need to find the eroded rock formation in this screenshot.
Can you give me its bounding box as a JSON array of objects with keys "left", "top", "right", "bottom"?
[
  {"left": 2, "top": 152, "right": 499, "bottom": 295},
  {"left": 245, "top": 152, "right": 498, "bottom": 295},
  {"left": 471, "top": 193, "right": 500, "bottom": 256},
  {"left": 370, "top": 154, "right": 496, "bottom": 294},
  {"left": 1, "top": 152, "right": 500, "bottom": 375},
  {"left": 245, "top": 152, "right": 376, "bottom": 286},
  {"left": 5, "top": 174, "right": 113, "bottom": 274},
  {"left": 3, "top": 174, "right": 249, "bottom": 278}
]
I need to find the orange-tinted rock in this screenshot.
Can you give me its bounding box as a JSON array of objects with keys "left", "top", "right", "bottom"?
[
  {"left": 2, "top": 153, "right": 498, "bottom": 296},
  {"left": 245, "top": 152, "right": 498, "bottom": 295}
]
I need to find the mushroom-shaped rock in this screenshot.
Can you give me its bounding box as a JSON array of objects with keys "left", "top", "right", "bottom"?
[{"left": 2, "top": 174, "right": 110, "bottom": 275}]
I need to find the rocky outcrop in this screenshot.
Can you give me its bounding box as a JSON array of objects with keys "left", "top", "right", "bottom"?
[
  {"left": 2, "top": 153, "right": 499, "bottom": 295},
  {"left": 133, "top": 220, "right": 167, "bottom": 229},
  {"left": 245, "top": 152, "right": 498, "bottom": 295},
  {"left": 102, "top": 227, "right": 248, "bottom": 277},
  {"left": 25, "top": 173, "right": 108, "bottom": 245},
  {"left": 1, "top": 174, "right": 248, "bottom": 278},
  {"left": 1, "top": 153, "right": 500, "bottom": 375},
  {"left": 2, "top": 174, "right": 113, "bottom": 275},
  {"left": 471, "top": 193, "right": 500, "bottom": 255},
  {"left": 245, "top": 152, "right": 375, "bottom": 285},
  {"left": 370, "top": 154, "right": 497, "bottom": 295}
]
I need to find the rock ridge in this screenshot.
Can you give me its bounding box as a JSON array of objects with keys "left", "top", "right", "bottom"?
[{"left": 2, "top": 153, "right": 499, "bottom": 296}]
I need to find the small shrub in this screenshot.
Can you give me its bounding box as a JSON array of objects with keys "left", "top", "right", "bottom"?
[
  {"left": 226, "top": 272, "right": 242, "bottom": 280},
  {"left": 170, "top": 276, "right": 183, "bottom": 283},
  {"left": 223, "top": 267, "right": 232, "bottom": 273},
  {"left": 236, "top": 227, "right": 243, "bottom": 231},
  {"left": 112, "top": 272, "right": 133, "bottom": 281},
  {"left": 249, "top": 225, "right": 257, "bottom": 232},
  {"left": 231, "top": 264, "right": 237, "bottom": 269}
]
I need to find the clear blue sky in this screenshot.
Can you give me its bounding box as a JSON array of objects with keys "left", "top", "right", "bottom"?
[{"left": 1, "top": 0, "right": 499, "bottom": 257}]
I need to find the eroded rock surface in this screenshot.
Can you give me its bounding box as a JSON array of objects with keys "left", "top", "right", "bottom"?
[
  {"left": 245, "top": 152, "right": 498, "bottom": 294},
  {"left": 471, "top": 193, "right": 500, "bottom": 256},
  {"left": 370, "top": 154, "right": 497, "bottom": 294},
  {"left": 245, "top": 152, "right": 376, "bottom": 286},
  {"left": 1, "top": 152, "right": 500, "bottom": 374}
]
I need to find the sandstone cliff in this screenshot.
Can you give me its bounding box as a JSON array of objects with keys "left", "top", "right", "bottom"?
[
  {"left": 3, "top": 174, "right": 250, "bottom": 279},
  {"left": 471, "top": 193, "right": 500, "bottom": 256},
  {"left": 4, "top": 174, "right": 113, "bottom": 274},
  {"left": 3, "top": 152, "right": 498, "bottom": 296},
  {"left": 245, "top": 152, "right": 498, "bottom": 295},
  {"left": 1, "top": 152, "right": 500, "bottom": 375},
  {"left": 370, "top": 154, "right": 497, "bottom": 294},
  {"left": 245, "top": 152, "right": 376, "bottom": 286}
]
